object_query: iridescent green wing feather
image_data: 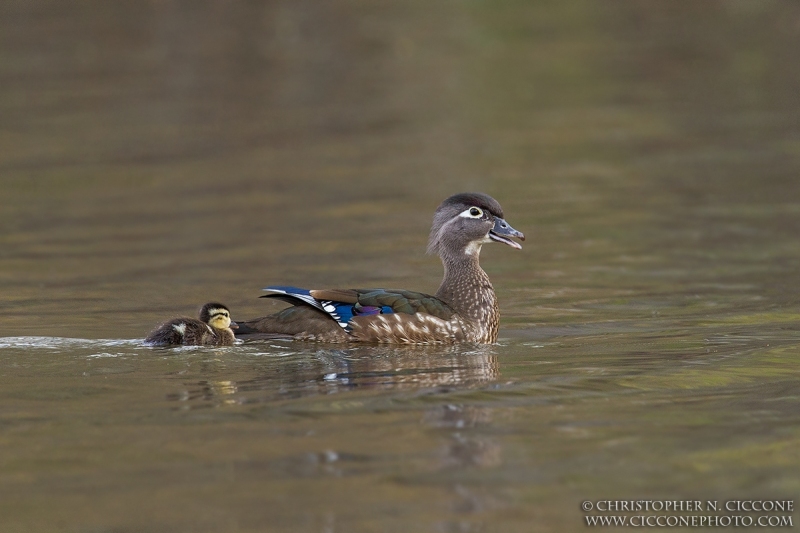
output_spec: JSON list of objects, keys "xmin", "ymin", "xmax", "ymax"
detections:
[{"xmin": 350, "ymin": 289, "xmax": 455, "ymax": 320}]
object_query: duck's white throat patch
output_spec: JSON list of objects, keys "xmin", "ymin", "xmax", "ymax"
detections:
[{"xmin": 465, "ymin": 236, "xmax": 491, "ymax": 256}]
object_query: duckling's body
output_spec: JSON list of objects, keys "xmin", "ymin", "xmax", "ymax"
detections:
[
  {"xmin": 145, "ymin": 302, "xmax": 237, "ymax": 346},
  {"xmin": 237, "ymin": 193, "xmax": 524, "ymax": 344}
]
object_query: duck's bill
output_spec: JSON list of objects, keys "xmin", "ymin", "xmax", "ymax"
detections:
[{"xmin": 489, "ymin": 217, "xmax": 525, "ymax": 249}]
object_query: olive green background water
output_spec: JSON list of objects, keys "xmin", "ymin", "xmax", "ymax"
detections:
[{"xmin": 2, "ymin": 1, "xmax": 799, "ymax": 532}]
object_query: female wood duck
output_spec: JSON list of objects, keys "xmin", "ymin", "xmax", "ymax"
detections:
[
  {"xmin": 145, "ymin": 302, "xmax": 238, "ymax": 346},
  {"xmin": 237, "ymin": 192, "xmax": 524, "ymax": 344}
]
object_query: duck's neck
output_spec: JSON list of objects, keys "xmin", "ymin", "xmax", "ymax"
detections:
[{"xmin": 435, "ymin": 250, "xmax": 497, "ymax": 323}]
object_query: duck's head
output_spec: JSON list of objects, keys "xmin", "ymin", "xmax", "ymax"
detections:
[
  {"xmin": 200, "ymin": 302, "xmax": 238, "ymax": 330},
  {"xmin": 427, "ymin": 192, "xmax": 525, "ymax": 259}
]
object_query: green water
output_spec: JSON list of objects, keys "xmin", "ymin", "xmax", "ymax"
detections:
[{"xmin": 1, "ymin": 1, "xmax": 799, "ymax": 531}]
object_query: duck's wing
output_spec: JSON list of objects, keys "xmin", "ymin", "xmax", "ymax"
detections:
[
  {"xmin": 317, "ymin": 289, "xmax": 461, "ymax": 344},
  {"xmin": 261, "ymin": 286, "xmax": 352, "ymax": 329},
  {"xmin": 310, "ymin": 288, "xmax": 454, "ymax": 321},
  {"xmin": 236, "ymin": 286, "xmax": 456, "ymax": 342},
  {"xmin": 265, "ymin": 286, "xmax": 455, "ymax": 324}
]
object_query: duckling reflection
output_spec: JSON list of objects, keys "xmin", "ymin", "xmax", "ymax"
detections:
[
  {"xmin": 206, "ymin": 380, "xmax": 239, "ymax": 405},
  {"xmin": 165, "ymin": 379, "xmax": 240, "ymax": 405}
]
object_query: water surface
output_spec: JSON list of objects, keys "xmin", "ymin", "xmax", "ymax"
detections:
[{"xmin": 1, "ymin": 1, "xmax": 799, "ymax": 531}]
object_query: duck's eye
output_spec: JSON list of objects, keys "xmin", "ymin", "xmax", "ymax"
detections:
[{"xmin": 459, "ymin": 207, "xmax": 484, "ymax": 219}]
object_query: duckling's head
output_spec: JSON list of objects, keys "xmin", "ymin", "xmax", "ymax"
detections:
[{"xmin": 199, "ymin": 302, "xmax": 238, "ymax": 330}]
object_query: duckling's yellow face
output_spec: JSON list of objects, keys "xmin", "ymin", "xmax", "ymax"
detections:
[{"xmin": 207, "ymin": 308, "xmax": 232, "ymax": 329}]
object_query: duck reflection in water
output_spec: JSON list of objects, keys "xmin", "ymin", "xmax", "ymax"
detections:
[
  {"xmin": 167, "ymin": 344, "xmax": 500, "ymax": 406},
  {"xmin": 313, "ymin": 344, "xmax": 500, "ymax": 390}
]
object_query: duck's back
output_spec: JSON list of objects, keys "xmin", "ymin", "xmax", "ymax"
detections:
[{"xmin": 237, "ymin": 287, "xmax": 470, "ymax": 344}]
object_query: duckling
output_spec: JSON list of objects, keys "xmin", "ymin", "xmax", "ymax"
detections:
[{"xmin": 145, "ymin": 302, "xmax": 238, "ymax": 346}]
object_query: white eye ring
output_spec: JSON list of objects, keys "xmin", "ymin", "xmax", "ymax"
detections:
[{"xmin": 460, "ymin": 207, "xmax": 484, "ymax": 219}]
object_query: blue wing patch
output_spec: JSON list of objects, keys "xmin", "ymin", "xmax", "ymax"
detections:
[{"xmin": 262, "ymin": 286, "xmax": 394, "ymax": 331}]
